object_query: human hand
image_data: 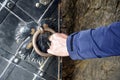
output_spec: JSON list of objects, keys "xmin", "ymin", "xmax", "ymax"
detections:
[{"xmin": 47, "ymin": 33, "xmax": 69, "ymax": 56}]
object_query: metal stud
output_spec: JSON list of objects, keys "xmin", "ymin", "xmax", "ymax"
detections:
[
  {"xmin": 39, "ymin": 0, "xmax": 51, "ymax": 5},
  {"xmin": 14, "ymin": 58, "xmax": 19, "ymax": 63},
  {"xmin": 7, "ymin": 2, "xmax": 13, "ymax": 9},
  {"xmin": 18, "ymin": 51, "xmax": 22, "ymax": 54},
  {"xmin": 39, "ymin": 72, "xmax": 44, "ymax": 77},
  {"xmin": 35, "ymin": 3, "xmax": 40, "ymax": 8}
]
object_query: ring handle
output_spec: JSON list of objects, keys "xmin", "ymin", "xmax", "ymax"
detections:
[{"xmin": 32, "ymin": 24, "xmax": 55, "ymax": 57}]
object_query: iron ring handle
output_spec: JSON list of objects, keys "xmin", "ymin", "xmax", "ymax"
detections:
[{"xmin": 32, "ymin": 24, "xmax": 55, "ymax": 57}]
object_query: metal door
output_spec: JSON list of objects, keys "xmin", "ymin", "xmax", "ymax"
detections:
[{"xmin": 0, "ymin": 0, "xmax": 61, "ymax": 80}]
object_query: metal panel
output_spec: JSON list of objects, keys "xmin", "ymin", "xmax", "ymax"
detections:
[{"xmin": 0, "ymin": 0, "xmax": 60, "ymax": 80}]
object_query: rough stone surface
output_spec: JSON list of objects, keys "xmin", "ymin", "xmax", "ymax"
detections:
[{"xmin": 61, "ymin": 0, "xmax": 120, "ymax": 80}]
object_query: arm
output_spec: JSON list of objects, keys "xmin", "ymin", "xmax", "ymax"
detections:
[{"xmin": 67, "ymin": 22, "xmax": 120, "ymax": 60}]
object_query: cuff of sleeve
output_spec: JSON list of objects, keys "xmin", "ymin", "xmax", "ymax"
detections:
[{"xmin": 67, "ymin": 32, "xmax": 83, "ymax": 60}]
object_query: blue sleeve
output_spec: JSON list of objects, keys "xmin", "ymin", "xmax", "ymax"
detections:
[{"xmin": 67, "ymin": 22, "xmax": 120, "ymax": 60}]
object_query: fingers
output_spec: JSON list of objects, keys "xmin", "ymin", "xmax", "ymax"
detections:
[
  {"xmin": 47, "ymin": 48, "xmax": 57, "ymax": 56},
  {"xmin": 47, "ymin": 33, "xmax": 68, "ymax": 56},
  {"xmin": 49, "ymin": 33, "xmax": 55, "ymax": 41},
  {"xmin": 47, "ymin": 49, "xmax": 53, "ymax": 54},
  {"xmin": 49, "ymin": 33, "xmax": 58, "ymax": 41},
  {"xmin": 49, "ymin": 42, "xmax": 54, "ymax": 50},
  {"xmin": 49, "ymin": 35, "xmax": 52, "ymax": 41},
  {"xmin": 49, "ymin": 33, "xmax": 66, "ymax": 41}
]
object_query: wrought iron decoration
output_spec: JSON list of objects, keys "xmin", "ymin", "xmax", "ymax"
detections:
[
  {"xmin": 15, "ymin": 0, "xmax": 59, "ymax": 62},
  {"xmin": 0, "ymin": 0, "xmax": 61, "ymax": 80}
]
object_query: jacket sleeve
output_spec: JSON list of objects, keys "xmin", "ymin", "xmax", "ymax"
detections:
[{"xmin": 67, "ymin": 22, "xmax": 120, "ymax": 60}]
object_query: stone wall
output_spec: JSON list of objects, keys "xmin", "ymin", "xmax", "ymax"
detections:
[{"xmin": 61, "ymin": 0, "xmax": 120, "ymax": 80}]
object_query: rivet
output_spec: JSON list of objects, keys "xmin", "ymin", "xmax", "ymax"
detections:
[
  {"xmin": 44, "ymin": 2, "xmax": 47, "ymax": 5},
  {"xmin": 18, "ymin": 51, "xmax": 22, "ymax": 54},
  {"xmin": 7, "ymin": 2, "xmax": 13, "ymax": 8},
  {"xmin": 39, "ymin": 72, "xmax": 44, "ymax": 76},
  {"xmin": 14, "ymin": 58, "xmax": 19, "ymax": 63},
  {"xmin": 35, "ymin": 3, "xmax": 40, "ymax": 8},
  {"xmin": 39, "ymin": 0, "xmax": 51, "ymax": 5}
]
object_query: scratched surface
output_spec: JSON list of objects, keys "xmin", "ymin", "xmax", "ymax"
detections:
[{"xmin": 0, "ymin": 0, "xmax": 59, "ymax": 80}]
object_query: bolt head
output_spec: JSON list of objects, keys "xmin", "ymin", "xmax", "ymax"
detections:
[
  {"xmin": 14, "ymin": 58, "xmax": 19, "ymax": 63},
  {"xmin": 39, "ymin": 72, "xmax": 43, "ymax": 76},
  {"xmin": 35, "ymin": 3, "xmax": 40, "ymax": 8},
  {"xmin": 18, "ymin": 51, "xmax": 22, "ymax": 54},
  {"xmin": 7, "ymin": 2, "xmax": 14, "ymax": 8}
]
